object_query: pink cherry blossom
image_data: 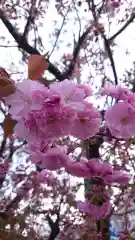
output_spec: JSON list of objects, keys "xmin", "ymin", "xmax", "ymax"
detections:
[
  {"xmin": 100, "ymin": 84, "xmax": 131, "ymax": 101},
  {"xmin": 66, "ymin": 161, "xmax": 90, "ymax": 177},
  {"xmin": 36, "ymin": 170, "xmax": 56, "ymax": 185},
  {"xmin": 86, "ymin": 159, "xmax": 130, "ymax": 185},
  {"xmin": 5, "ymin": 80, "xmax": 100, "ymax": 141},
  {"xmin": 40, "ymin": 147, "xmax": 70, "ymax": 170},
  {"xmin": 15, "ymin": 104, "xmax": 75, "ymax": 140},
  {"xmin": 71, "ymin": 104, "xmax": 101, "ymax": 139},
  {"xmin": 65, "ymin": 158, "xmax": 112, "ymax": 179},
  {"xmin": 14, "ymin": 120, "xmax": 31, "ymax": 139},
  {"xmin": 105, "ymin": 101, "xmax": 135, "ymax": 138},
  {"xmin": 39, "ymin": 106, "xmax": 75, "ymax": 139},
  {"xmin": 108, "ymin": 0, "xmax": 121, "ymax": 8},
  {"xmin": 30, "ymin": 146, "xmax": 70, "ymax": 170},
  {"xmin": 65, "ymin": 158, "xmax": 130, "ymax": 185},
  {"xmin": 5, "ymin": 80, "xmax": 47, "ymax": 120},
  {"xmin": 77, "ymin": 200, "xmax": 111, "ymax": 220},
  {"xmin": 76, "ymin": 83, "xmax": 92, "ymax": 98},
  {"xmin": 50, "ymin": 79, "xmax": 86, "ymax": 111},
  {"xmin": 85, "ymin": 159, "xmax": 113, "ymax": 178},
  {"xmin": 105, "ymin": 170, "xmax": 130, "ymax": 185}
]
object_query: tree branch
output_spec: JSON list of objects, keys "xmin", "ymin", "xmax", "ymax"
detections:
[
  {"xmin": 47, "ymin": 213, "xmax": 60, "ymax": 240},
  {"xmin": 0, "ymin": 9, "xmax": 63, "ymax": 81},
  {"xmin": 47, "ymin": 197, "xmax": 63, "ymax": 240},
  {"xmin": 62, "ymin": 26, "xmax": 91, "ymax": 79},
  {"xmin": 0, "ymin": 9, "xmax": 92, "ymax": 82},
  {"xmin": 103, "ymin": 34, "xmax": 118, "ymax": 85},
  {"xmin": 109, "ymin": 12, "xmax": 135, "ymax": 42},
  {"xmin": 23, "ymin": 0, "xmax": 35, "ymax": 39}
]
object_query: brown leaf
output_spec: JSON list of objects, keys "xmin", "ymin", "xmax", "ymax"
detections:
[
  {"xmin": 0, "ymin": 76, "xmax": 11, "ymax": 87},
  {"xmin": 0, "ymin": 68, "xmax": 16, "ymax": 97},
  {"xmin": 28, "ymin": 54, "xmax": 49, "ymax": 80},
  {"xmin": 0, "ymin": 67, "xmax": 11, "ymax": 86},
  {"xmin": 3, "ymin": 114, "xmax": 17, "ymax": 136},
  {"xmin": 0, "ymin": 84, "xmax": 16, "ymax": 98},
  {"xmin": 0, "ymin": 68, "xmax": 10, "ymax": 78}
]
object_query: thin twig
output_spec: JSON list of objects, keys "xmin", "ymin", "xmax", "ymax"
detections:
[
  {"xmin": 109, "ymin": 12, "xmax": 135, "ymax": 42},
  {"xmin": 0, "ymin": 9, "xmax": 63, "ymax": 81},
  {"xmin": 49, "ymin": 8, "xmax": 70, "ymax": 58}
]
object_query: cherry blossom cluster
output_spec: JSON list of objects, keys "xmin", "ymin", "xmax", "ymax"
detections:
[
  {"xmin": 102, "ymin": 84, "xmax": 135, "ymax": 139},
  {"xmin": 108, "ymin": 0, "xmax": 122, "ymax": 8},
  {"xmin": 4, "ymin": 79, "xmax": 133, "ymax": 219},
  {"xmin": 6, "ymin": 79, "xmax": 99, "ymax": 140},
  {"xmin": 77, "ymin": 200, "xmax": 111, "ymax": 220},
  {"xmin": 59, "ymin": 220, "xmax": 99, "ymax": 240}
]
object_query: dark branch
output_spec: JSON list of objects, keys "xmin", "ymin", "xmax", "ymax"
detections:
[
  {"xmin": 6, "ymin": 195, "xmax": 22, "ymax": 212},
  {"xmin": 23, "ymin": 11, "xmax": 34, "ymax": 39},
  {"xmin": 109, "ymin": 12, "xmax": 135, "ymax": 42},
  {"xmin": 103, "ymin": 34, "xmax": 118, "ymax": 85},
  {"xmin": 88, "ymin": 0, "xmax": 118, "ymax": 85},
  {"xmin": 62, "ymin": 26, "xmax": 91, "ymax": 79},
  {"xmin": 47, "ymin": 214, "xmax": 60, "ymax": 240},
  {"xmin": 47, "ymin": 198, "xmax": 63, "ymax": 240},
  {"xmin": 0, "ymin": 9, "xmax": 63, "ymax": 81},
  {"xmin": 0, "ymin": 9, "xmax": 93, "ymax": 82},
  {"xmin": 0, "ymin": 135, "xmax": 6, "ymax": 157}
]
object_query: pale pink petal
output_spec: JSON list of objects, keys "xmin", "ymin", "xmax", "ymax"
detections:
[
  {"xmin": 71, "ymin": 106, "xmax": 101, "ymax": 139},
  {"xmin": 77, "ymin": 201, "xmax": 111, "ymax": 220},
  {"xmin": 105, "ymin": 170, "xmax": 130, "ymax": 185},
  {"xmin": 14, "ymin": 121, "xmax": 29, "ymax": 138},
  {"xmin": 36, "ymin": 170, "xmax": 55, "ymax": 185},
  {"xmin": 50, "ymin": 79, "xmax": 85, "ymax": 111},
  {"xmin": 66, "ymin": 162, "xmax": 89, "ymax": 177},
  {"xmin": 76, "ymin": 84, "xmax": 92, "ymax": 97},
  {"xmin": 105, "ymin": 101, "xmax": 135, "ymax": 139},
  {"xmin": 31, "ymin": 147, "xmax": 70, "ymax": 170},
  {"xmin": 85, "ymin": 159, "xmax": 113, "ymax": 178}
]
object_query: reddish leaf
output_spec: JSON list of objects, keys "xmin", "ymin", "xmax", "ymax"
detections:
[
  {"xmin": 0, "ymin": 67, "xmax": 10, "ymax": 78},
  {"xmin": 0, "ymin": 84, "xmax": 15, "ymax": 98},
  {"xmin": 0, "ymin": 68, "xmax": 15, "ymax": 97},
  {"xmin": 3, "ymin": 114, "xmax": 17, "ymax": 136},
  {"xmin": 28, "ymin": 55, "xmax": 49, "ymax": 80},
  {"xmin": 0, "ymin": 67, "xmax": 11, "ymax": 86}
]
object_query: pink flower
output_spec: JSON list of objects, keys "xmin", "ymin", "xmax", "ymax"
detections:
[
  {"xmin": 105, "ymin": 101, "xmax": 135, "ymax": 138},
  {"xmin": 66, "ymin": 162, "xmax": 90, "ymax": 177},
  {"xmin": 15, "ymin": 104, "xmax": 75, "ymax": 140},
  {"xmin": 109, "ymin": 0, "xmax": 121, "ymax": 8},
  {"xmin": 105, "ymin": 170, "xmax": 130, "ymax": 185},
  {"xmin": 5, "ymin": 80, "xmax": 99, "ymax": 141},
  {"xmin": 30, "ymin": 146, "xmax": 70, "ymax": 170},
  {"xmin": 39, "ymin": 106, "xmax": 75, "ymax": 139},
  {"xmin": 5, "ymin": 80, "xmax": 47, "ymax": 120},
  {"xmin": 85, "ymin": 159, "xmax": 113, "ymax": 178},
  {"xmin": 50, "ymin": 79, "xmax": 86, "ymax": 111},
  {"xmin": 71, "ymin": 104, "xmax": 101, "ymax": 139},
  {"xmin": 36, "ymin": 170, "xmax": 55, "ymax": 185},
  {"xmin": 65, "ymin": 158, "xmax": 130, "ymax": 185},
  {"xmin": 100, "ymin": 85, "xmax": 130, "ymax": 101},
  {"xmin": 77, "ymin": 200, "xmax": 111, "ymax": 219},
  {"xmin": 14, "ymin": 119, "xmax": 32, "ymax": 139},
  {"xmin": 65, "ymin": 159, "xmax": 112, "ymax": 179},
  {"xmin": 76, "ymin": 83, "xmax": 92, "ymax": 98},
  {"xmin": 28, "ymin": 140, "xmax": 51, "ymax": 153},
  {"xmin": 42, "ymin": 94, "xmax": 61, "ymax": 113}
]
